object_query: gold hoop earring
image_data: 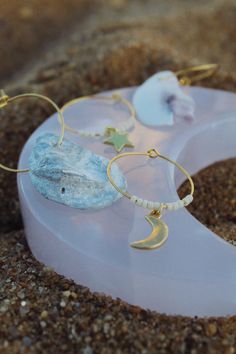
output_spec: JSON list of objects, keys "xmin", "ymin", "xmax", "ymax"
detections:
[
  {"xmin": 61, "ymin": 92, "xmax": 136, "ymax": 153},
  {"xmin": 0, "ymin": 90, "xmax": 128, "ymax": 210},
  {"xmin": 107, "ymin": 148, "xmax": 194, "ymax": 250},
  {"xmin": 158, "ymin": 63, "xmax": 219, "ymax": 86},
  {"xmin": 175, "ymin": 63, "xmax": 219, "ymax": 86},
  {"xmin": 0, "ymin": 90, "xmax": 65, "ymax": 173}
]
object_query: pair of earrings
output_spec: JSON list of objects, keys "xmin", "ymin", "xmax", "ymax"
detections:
[{"xmin": 0, "ymin": 64, "xmax": 218, "ymax": 249}]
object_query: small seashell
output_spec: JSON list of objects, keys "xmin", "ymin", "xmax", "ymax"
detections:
[{"xmin": 133, "ymin": 70, "xmax": 195, "ymax": 127}]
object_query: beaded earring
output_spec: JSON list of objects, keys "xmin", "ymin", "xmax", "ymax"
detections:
[
  {"xmin": 107, "ymin": 148, "xmax": 194, "ymax": 250},
  {"xmin": 61, "ymin": 92, "xmax": 136, "ymax": 153}
]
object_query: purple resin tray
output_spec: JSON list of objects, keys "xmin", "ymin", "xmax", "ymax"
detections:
[{"xmin": 18, "ymin": 86, "xmax": 236, "ymax": 316}]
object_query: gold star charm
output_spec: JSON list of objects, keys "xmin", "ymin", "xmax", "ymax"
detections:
[{"xmin": 104, "ymin": 127, "xmax": 134, "ymax": 153}]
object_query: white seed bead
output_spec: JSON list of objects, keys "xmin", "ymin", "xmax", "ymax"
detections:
[
  {"xmin": 80, "ymin": 130, "xmax": 97, "ymax": 137},
  {"xmin": 142, "ymin": 199, "xmax": 148, "ymax": 208},
  {"xmin": 131, "ymin": 195, "xmax": 138, "ymax": 205},
  {"xmin": 131, "ymin": 196, "xmax": 142, "ymax": 207},
  {"xmin": 172, "ymin": 201, "xmax": 179, "ymax": 210},
  {"xmin": 153, "ymin": 202, "xmax": 161, "ymax": 209},
  {"xmin": 166, "ymin": 203, "xmax": 174, "ymax": 211},
  {"xmin": 172, "ymin": 202, "xmax": 179, "ymax": 210},
  {"xmin": 138, "ymin": 198, "xmax": 145, "ymax": 207},
  {"xmin": 178, "ymin": 200, "xmax": 184, "ymax": 208},
  {"xmin": 183, "ymin": 194, "xmax": 193, "ymax": 206},
  {"xmin": 118, "ymin": 119, "xmax": 134, "ymax": 132},
  {"xmin": 120, "ymin": 122, "xmax": 129, "ymax": 131},
  {"xmin": 147, "ymin": 200, "xmax": 155, "ymax": 209}
]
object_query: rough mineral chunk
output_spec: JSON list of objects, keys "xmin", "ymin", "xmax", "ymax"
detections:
[{"xmin": 29, "ymin": 133, "xmax": 126, "ymax": 209}]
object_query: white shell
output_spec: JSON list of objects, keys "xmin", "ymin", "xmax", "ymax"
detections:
[{"xmin": 133, "ymin": 70, "xmax": 195, "ymax": 126}]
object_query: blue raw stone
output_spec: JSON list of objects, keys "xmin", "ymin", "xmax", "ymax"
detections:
[{"xmin": 29, "ymin": 133, "xmax": 126, "ymax": 209}]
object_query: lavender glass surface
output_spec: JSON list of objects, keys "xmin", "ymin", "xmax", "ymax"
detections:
[{"xmin": 18, "ymin": 86, "xmax": 236, "ymax": 317}]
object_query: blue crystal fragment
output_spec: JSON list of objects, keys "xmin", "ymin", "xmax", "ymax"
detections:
[{"xmin": 29, "ymin": 133, "xmax": 126, "ymax": 209}]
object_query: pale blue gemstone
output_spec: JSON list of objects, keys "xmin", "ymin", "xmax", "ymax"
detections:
[{"xmin": 29, "ymin": 133, "xmax": 126, "ymax": 209}]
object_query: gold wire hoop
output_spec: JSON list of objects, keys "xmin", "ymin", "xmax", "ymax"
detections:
[
  {"xmin": 107, "ymin": 148, "xmax": 194, "ymax": 209},
  {"xmin": 61, "ymin": 92, "xmax": 136, "ymax": 136},
  {"xmin": 175, "ymin": 63, "xmax": 219, "ymax": 85},
  {"xmin": 0, "ymin": 90, "xmax": 65, "ymax": 173}
]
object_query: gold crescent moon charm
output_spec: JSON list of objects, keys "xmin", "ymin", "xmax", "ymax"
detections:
[{"xmin": 130, "ymin": 211, "xmax": 168, "ymax": 250}]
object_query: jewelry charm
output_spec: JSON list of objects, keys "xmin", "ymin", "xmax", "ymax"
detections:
[
  {"xmin": 131, "ymin": 210, "xmax": 168, "ymax": 250},
  {"xmin": 107, "ymin": 148, "xmax": 194, "ymax": 250},
  {"xmin": 104, "ymin": 127, "xmax": 134, "ymax": 152},
  {"xmin": 61, "ymin": 92, "xmax": 136, "ymax": 153}
]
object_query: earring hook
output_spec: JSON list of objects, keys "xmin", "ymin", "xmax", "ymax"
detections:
[
  {"xmin": 0, "ymin": 91, "xmax": 65, "ymax": 173},
  {"xmin": 175, "ymin": 63, "xmax": 219, "ymax": 85}
]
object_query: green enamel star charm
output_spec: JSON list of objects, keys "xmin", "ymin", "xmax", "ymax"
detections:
[{"xmin": 104, "ymin": 127, "xmax": 134, "ymax": 153}]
